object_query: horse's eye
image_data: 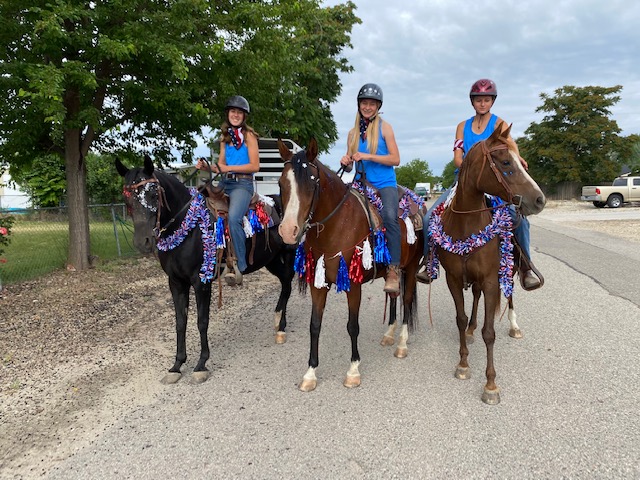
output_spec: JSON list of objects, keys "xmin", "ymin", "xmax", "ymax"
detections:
[{"xmin": 502, "ymin": 160, "xmax": 510, "ymax": 166}]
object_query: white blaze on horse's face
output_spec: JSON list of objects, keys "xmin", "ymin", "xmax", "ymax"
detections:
[
  {"xmin": 508, "ymin": 150, "xmax": 546, "ymax": 215},
  {"xmin": 279, "ymin": 168, "xmax": 303, "ymax": 245}
]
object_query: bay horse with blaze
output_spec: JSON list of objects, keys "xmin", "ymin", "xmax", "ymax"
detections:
[
  {"xmin": 429, "ymin": 126, "xmax": 545, "ymax": 404},
  {"xmin": 277, "ymin": 138, "xmax": 423, "ymax": 391},
  {"xmin": 116, "ymin": 155, "xmax": 296, "ymax": 384}
]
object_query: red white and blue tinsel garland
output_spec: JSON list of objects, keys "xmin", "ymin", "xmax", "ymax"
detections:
[
  {"xmin": 427, "ymin": 202, "xmax": 515, "ymax": 297},
  {"xmin": 293, "ymin": 228, "xmax": 387, "ymax": 292},
  {"xmin": 351, "ymin": 181, "xmax": 424, "ymax": 220},
  {"xmin": 156, "ymin": 188, "xmax": 218, "ymax": 283}
]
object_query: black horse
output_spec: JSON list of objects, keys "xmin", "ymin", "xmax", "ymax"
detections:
[{"xmin": 116, "ymin": 155, "xmax": 296, "ymax": 383}]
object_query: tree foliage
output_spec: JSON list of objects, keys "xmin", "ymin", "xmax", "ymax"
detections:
[
  {"xmin": 395, "ymin": 158, "xmax": 433, "ymax": 189},
  {"xmin": 0, "ymin": 0, "xmax": 359, "ymax": 269},
  {"xmin": 440, "ymin": 160, "xmax": 457, "ymax": 189},
  {"xmin": 517, "ymin": 85, "xmax": 627, "ymax": 186}
]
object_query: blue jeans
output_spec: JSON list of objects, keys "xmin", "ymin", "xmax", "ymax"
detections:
[
  {"xmin": 421, "ymin": 188, "xmax": 532, "ymax": 261},
  {"xmin": 378, "ymin": 186, "xmax": 401, "ymax": 266},
  {"xmin": 223, "ymin": 178, "xmax": 254, "ymax": 272}
]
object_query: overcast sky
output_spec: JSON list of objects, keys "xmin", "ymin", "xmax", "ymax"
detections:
[{"xmin": 196, "ymin": 0, "xmax": 640, "ymax": 177}]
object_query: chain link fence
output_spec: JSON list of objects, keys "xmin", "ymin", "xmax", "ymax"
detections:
[{"xmin": 0, "ymin": 204, "xmax": 140, "ymax": 287}]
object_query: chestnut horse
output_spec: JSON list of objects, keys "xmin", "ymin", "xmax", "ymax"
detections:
[
  {"xmin": 277, "ymin": 138, "xmax": 423, "ymax": 391},
  {"xmin": 431, "ymin": 125, "xmax": 545, "ymax": 404},
  {"xmin": 116, "ymin": 156, "xmax": 296, "ymax": 384}
]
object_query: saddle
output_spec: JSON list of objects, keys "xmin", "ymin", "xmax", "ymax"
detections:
[
  {"xmin": 351, "ymin": 180, "xmax": 426, "ymax": 232},
  {"xmin": 203, "ymin": 182, "xmax": 280, "ymax": 225}
]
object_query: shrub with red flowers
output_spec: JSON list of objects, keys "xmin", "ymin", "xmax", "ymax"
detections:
[{"xmin": 0, "ymin": 214, "xmax": 15, "ymax": 262}]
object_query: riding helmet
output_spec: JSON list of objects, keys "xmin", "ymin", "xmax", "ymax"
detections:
[
  {"xmin": 225, "ymin": 95, "xmax": 250, "ymax": 114},
  {"xmin": 357, "ymin": 83, "xmax": 383, "ymax": 106},
  {"xmin": 469, "ymin": 79, "xmax": 498, "ymax": 98}
]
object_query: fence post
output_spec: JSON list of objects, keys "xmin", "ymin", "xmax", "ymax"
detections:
[{"xmin": 111, "ymin": 204, "xmax": 122, "ymax": 257}]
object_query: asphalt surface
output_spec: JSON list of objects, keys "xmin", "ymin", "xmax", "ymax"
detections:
[{"xmin": 47, "ymin": 211, "xmax": 640, "ymax": 480}]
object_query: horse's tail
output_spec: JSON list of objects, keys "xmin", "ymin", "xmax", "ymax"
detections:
[{"xmin": 402, "ymin": 274, "xmax": 419, "ymax": 333}]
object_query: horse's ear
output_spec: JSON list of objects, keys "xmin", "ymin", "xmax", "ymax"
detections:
[
  {"xmin": 115, "ymin": 158, "xmax": 129, "ymax": 177},
  {"xmin": 278, "ymin": 138, "xmax": 293, "ymax": 161},
  {"xmin": 307, "ymin": 138, "xmax": 318, "ymax": 163},
  {"xmin": 143, "ymin": 154, "xmax": 154, "ymax": 176}
]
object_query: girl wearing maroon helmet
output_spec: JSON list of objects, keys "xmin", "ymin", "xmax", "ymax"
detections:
[
  {"xmin": 196, "ymin": 95, "xmax": 260, "ymax": 284},
  {"xmin": 340, "ymin": 83, "xmax": 402, "ymax": 294},
  {"xmin": 417, "ymin": 79, "xmax": 542, "ymax": 290}
]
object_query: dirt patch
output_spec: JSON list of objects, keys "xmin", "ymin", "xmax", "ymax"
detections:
[{"xmin": 0, "ymin": 256, "xmax": 277, "ymax": 479}]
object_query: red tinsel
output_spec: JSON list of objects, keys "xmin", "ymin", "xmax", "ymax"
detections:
[
  {"xmin": 348, "ymin": 250, "xmax": 364, "ymax": 284},
  {"xmin": 255, "ymin": 203, "xmax": 270, "ymax": 226},
  {"xmin": 304, "ymin": 250, "xmax": 315, "ymax": 285}
]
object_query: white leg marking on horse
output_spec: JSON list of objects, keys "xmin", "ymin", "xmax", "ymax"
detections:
[
  {"xmin": 346, "ymin": 360, "xmax": 361, "ymax": 378},
  {"xmin": 303, "ymin": 366, "xmax": 317, "ymax": 382},
  {"xmin": 394, "ymin": 325, "xmax": 409, "ymax": 358},
  {"xmin": 380, "ymin": 323, "xmax": 396, "ymax": 346}
]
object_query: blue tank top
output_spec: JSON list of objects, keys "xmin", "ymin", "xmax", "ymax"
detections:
[
  {"xmin": 224, "ymin": 140, "xmax": 251, "ymax": 168},
  {"xmin": 463, "ymin": 114, "xmax": 498, "ymax": 158},
  {"xmin": 356, "ymin": 123, "xmax": 397, "ymax": 189}
]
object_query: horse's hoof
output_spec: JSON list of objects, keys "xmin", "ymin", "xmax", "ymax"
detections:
[
  {"xmin": 343, "ymin": 374, "xmax": 361, "ymax": 388},
  {"xmin": 380, "ymin": 335, "xmax": 395, "ymax": 346},
  {"xmin": 161, "ymin": 372, "xmax": 182, "ymax": 384},
  {"xmin": 299, "ymin": 378, "xmax": 317, "ymax": 392},
  {"xmin": 394, "ymin": 347, "xmax": 408, "ymax": 359},
  {"xmin": 191, "ymin": 371, "xmax": 209, "ymax": 383},
  {"xmin": 509, "ymin": 328, "xmax": 523, "ymax": 339},
  {"xmin": 275, "ymin": 332, "xmax": 287, "ymax": 344},
  {"xmin": 465, "ymin": 334, "xmax": 475, "ymax": 344},
  {"xmin": 481, "ymin": 387, "xmax": 501, "ymax": 405},
  {"xmin": 455, "ymin": 366, "xmax": 470, "ymax": 380}
]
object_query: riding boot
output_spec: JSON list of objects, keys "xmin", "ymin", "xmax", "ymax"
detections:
[
  {"xmin": 416, "ymin": 256, "xmax": 433, "ymax": 284},
  {"xmin": 384, "ymin": 265, "xmax": 401, "ymax": 294},
  {"xmin": 513, "ymin": 242, "xmax": 544, "ymax": 291}
]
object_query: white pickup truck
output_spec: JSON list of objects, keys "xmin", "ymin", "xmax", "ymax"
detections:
[{"xmin": 581, "ymin": 175, "xmax": 640, "ymax": 208}]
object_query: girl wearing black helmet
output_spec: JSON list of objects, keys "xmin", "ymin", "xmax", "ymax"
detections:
[
  {"xmin": 196, "ymin": 95, "xmax": 260, "ymax": 283},
  {"xmin": 417, "ymin": 79, "xmax": 542, "ymax": 290},
  {"xmin": 340, "ymin": 83, "xmax": 402, "ymax": 294}
]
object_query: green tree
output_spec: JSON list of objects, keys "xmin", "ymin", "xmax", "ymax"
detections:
[
  {"xmin": 10, "ymin": 155, "xmax": 66, "ymax": 208},
  {"xmin": 518, "ymin": 85, "xmax": 626, "ymax": 187},
  {"xmin": 395, "ymin": 158, "xmax": 433, "ymax": 189},
  {"xmin": 0, "ymin": 0, "xmax": 359, "ymax": 270},
  {"xmin": 440, "ymin": 160, "xmax": 457, "ymax": 189},
  {"xmin": 86, "ymin": 153, "xmax": 123, "ymax": 205}
]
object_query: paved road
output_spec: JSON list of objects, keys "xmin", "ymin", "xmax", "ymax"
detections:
[{"xmin": 48, "ymin": 211, "xmax": 640, "ymax": 479}]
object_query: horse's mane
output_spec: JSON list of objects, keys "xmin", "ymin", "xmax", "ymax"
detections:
[{"xmin": 289, "ymin": 149, "xmax": 347, "ymax": 193}]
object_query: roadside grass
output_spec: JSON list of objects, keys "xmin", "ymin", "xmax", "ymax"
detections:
[{"xmin": 1, "ymin": 219, "xmax": 138, "ymax": 285}]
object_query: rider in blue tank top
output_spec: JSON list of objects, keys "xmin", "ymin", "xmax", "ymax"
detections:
[
  {"xmin": 417, "ymin": 79, "xmax": 543, "ymax": 291},
  {"xmin": 196, "ymin": 95, "xmax": 260, "ymax": 284},
  {"xmin": 340, "ymin": 83, "xmax": 402, "ymax": 294}
]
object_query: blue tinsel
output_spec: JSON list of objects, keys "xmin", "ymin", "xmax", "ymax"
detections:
[
  {"xmin": 248, "ymin": 210, "xmax": 263, "ymax": 233},
  {"xmin": 215, "ymin": 216, "xmax": 225, "ymax": 248},
  {"xmin": 335, "ymin": 255, "xmax": 351, "ymax": 293},
  {"xmin": 373, "ymin": 229, "xmax": 391, "ymax": 264},
  {"xmin": 294, "ymin": 242, "xmax": 306, "ymax": 278}
]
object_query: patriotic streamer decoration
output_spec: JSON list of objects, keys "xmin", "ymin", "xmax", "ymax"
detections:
[
  {"xmin": 156, "ymin": 189, "xmax": 216, "ymax": 283},
  {"xmin": 359, "ymin": 117, "xmax": 370, "ymax": 140},
  {"xmin": 243, "ymin": 216, "xmax": 254, "ymax": 238},
  {"xmin": 398, "ymin": 189, "xmax": 425, "ymax": 219},
  {"xmin": 349, "ymin": 248, "xmax": 364, "ymax": 284},
  {"xmin": 404, "ymin": 217, "xmax": 416, "ymax": 245},
  {"xmin": 352, "ymin": 181, "xmax": 384, "ymax": 213},
  {"xmin": 427, "ymin": 202, "xmax": 515, "ymax": 297},
  {"xmin": 373, "ymin": 228, "xmax": 391, "ymax": 265},
  {"xmin": 335, "ymin": 254, "xmax": 351, "ymax": 293},
  {"xmin": 304, "ymin": 250, "xmax": 315, "ymax": 285},
  {"xmin": 314, "ymin": 255, "xmax": 328, "ymax": 289},
  {"xmin": 215, "ymin": 216, "xmax": 226, "ymax": 248},
  {"xmin": 294, "ymin": 243, "xmax": 306, "ymax": 278},
  {"xmin": 362, "ymin": 238, "xmax": 373, "ymax": 270}
]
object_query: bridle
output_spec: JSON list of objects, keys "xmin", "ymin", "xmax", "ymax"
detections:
[
  {"xmin": 282, "ymin": 158, "xmax": 358, "ymax": 240},
  {"xmin": 450, "ymin": 140, "xmax": 522, "ymax": 215}
]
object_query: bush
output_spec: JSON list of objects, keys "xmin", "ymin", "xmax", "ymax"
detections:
[{"xmin": 0, "ymin": 214, "xmax": 15, "ymax": 259}]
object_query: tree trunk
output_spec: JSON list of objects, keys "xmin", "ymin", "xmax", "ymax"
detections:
[{"xmin": 65, "ymin": 128, "xmax": 91, "ymax": 271}]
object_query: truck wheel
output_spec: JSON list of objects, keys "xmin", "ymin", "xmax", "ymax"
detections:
[
  {"xmin": 607, "ymin": 194, "xmax": 623, "ymax": 208},
  {"xmin": 593, "ymin": 201, "xmax": 606, "ymax": 208}
]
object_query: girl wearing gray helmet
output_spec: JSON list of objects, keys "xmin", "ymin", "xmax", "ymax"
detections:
[
  {"xmin": 196, "ymin": 95, "xmax": 260, "ymax": 284},
  {"xmin": 417, "ymin": 79, "xmax": 542, "ymax": 290},
  {"xmin": 340, "ymin": 83, "xmax": 402, "ymax": 294}
]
